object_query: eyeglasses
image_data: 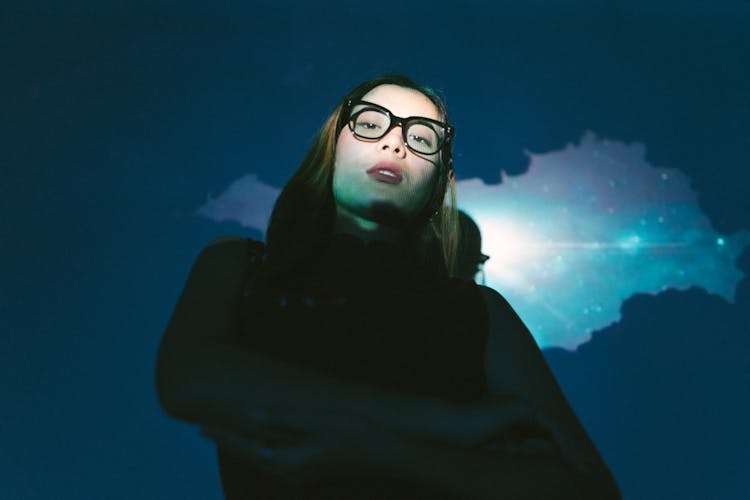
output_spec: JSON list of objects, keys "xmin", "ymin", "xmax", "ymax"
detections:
[{"xmin": 344, "ymin": 99, "xmax": 453, "ymax": 156}]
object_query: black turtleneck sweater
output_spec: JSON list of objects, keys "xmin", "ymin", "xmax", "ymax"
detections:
[{"xmin": 218, "ymin": 234, "xmax": 490, "ymax": 498}]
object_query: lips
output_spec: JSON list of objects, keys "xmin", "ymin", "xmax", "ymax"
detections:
[{"xmin": 366, "ymin": 162, "xmax": 403, "ymax": 185}]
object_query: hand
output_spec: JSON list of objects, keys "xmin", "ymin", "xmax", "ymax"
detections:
[
  {"xmin": 201, "ymin": 411, "xmax": 379, "ymax": 486},
  {"xmin": 456, "ymin": 398, "xmax": 595, "ymax": 474},
  {"xmin": 402, "ymin": 396, "xmax": 592, "ymax": 472},
  {"xmin": 391, "ymin": 396, "xmax": 541, "ymax": 447}
]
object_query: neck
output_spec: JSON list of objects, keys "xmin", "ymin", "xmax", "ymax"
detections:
[{"xmin": 333, "ymin": 210, "xmax": 403, "ymax": 243}]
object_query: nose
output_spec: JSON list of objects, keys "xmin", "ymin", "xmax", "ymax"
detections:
[{"xmin": 379, "ymin": 126, "xmax": 407, "ymax": 158}]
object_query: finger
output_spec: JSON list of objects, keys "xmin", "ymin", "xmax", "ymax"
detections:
[
  {"xmin": 246, "ymin": 408, "xmax": 333, "ymax": 438},
  {"xmin": 265, "ymin": 411, "xmax": 339, "ymax": 433},
  {"xmin": 203, "ymin": 420, "xmax": 306, "ymax": 446},
  {"xmin": 202, "ymin": 428, "xmax": 291, "ymax": 476},
  {"xmin": 201, "ymin": 427, "xmax": 321, "ymax": 472},
  {"xmin": 445, "ymin": 400, "xmax": 547, "ymax": 447}
]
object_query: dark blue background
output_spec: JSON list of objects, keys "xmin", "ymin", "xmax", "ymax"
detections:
[{"xmin": 3, "ymin": 1, "xmax": 748, "ymax": 498}]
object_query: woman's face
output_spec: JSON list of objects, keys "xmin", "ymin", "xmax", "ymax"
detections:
[{"xmin": 332, "ymin": 84, "xmax": 441, "ymax": 228}]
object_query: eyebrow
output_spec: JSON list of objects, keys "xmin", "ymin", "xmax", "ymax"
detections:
[{"xmin": 354, "ymin": 100, "xmax": 442, "ymax": 123}]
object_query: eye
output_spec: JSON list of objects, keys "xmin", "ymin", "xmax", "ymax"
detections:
[
  {"xmin": 352, "ymin": 109, "xmax": 389, "ymax": 137},
  {"xmin": 409, "ymin": 133, "xmax": 433, "ymax": 147},
  {"xmin": 356, "ymin": 121, "xmax": 380, "ymax": 130},
  {"xmin": 407, "ymin": 122, "xmax": 439, "ymax": 151}
]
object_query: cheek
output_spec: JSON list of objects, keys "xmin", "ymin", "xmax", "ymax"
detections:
[
  {"xmin": 332, "ymin": 136, "xmax": 357, "ymax": 186},
  {"xmin": 332, "ymin": 142, "xmax": 362, "ymax": 203},
  {"xmin": 411, "ymin": 161, "xmax": 439, "ymax": 196},
  {"xmin": 334, "ymin": 129, "xmax": 359, "ymax": 165}
]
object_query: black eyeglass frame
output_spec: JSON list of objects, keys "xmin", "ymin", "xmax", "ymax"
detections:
[{"xmin": 343, "ymin": 99, "xmax": 454, "ymax": 156}]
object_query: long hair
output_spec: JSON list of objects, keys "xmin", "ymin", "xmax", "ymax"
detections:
[{"xmin": 264, "ymin": 75, "xmax": 459, "ymax": 279}]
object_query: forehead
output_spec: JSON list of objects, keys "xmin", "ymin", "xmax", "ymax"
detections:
[{"xmin": 360, "ymin": 84, "xmax": 440, "ymax": 121}]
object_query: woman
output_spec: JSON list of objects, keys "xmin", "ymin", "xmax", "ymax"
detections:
[{"xmin": 156, "ymin": 75, "xmax": 620, "ymax": 498}]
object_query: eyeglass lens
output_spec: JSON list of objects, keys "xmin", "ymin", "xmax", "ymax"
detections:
[{"xmin": 351, "ymin": 108, "xmax": 443, "ymax": 155}]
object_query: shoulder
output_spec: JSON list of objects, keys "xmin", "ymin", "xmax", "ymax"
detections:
[
  {"xmin": 476, "ymin": 285, "xmax": 542, "ymax": 366},
  {"xmin": 199, "ymin": 235, "xmax": 259, "ymax": 262},
  {"xmin": 188, "ymin": 236, "xmax": 258, "ymax": 286},
  {"xmin": 478, "ymin": 285, "xmax": 540, "ymax": 385},
  {"xmin": 440, "ymin": 278, "xmax": 489, "ymax": 312},
  {"xmin": 476, "ymin": 284, "xmax": 507, "ymax": 305},
  {"xmin": 161, "ymin": 237, "xmax": 252, "ymax": 343},
  {"xmin": 478, "ymin": 285, "xmax": 554, "ymax": 396},
  {"xmin": 476, "ymin": 285, "xmax": 523, "ymax": 329},
  {"xmin": 438, "ymin": 280, "xmax": 514, "ymax": 320},
  {"xmin": 203, "ymin": 235, "xmax": 248, "ymax": 252}
]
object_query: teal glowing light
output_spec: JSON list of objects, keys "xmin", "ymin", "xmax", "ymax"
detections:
[{"xmin": 456, "ymin": 132, "xmax": 750, "ymax": 349}]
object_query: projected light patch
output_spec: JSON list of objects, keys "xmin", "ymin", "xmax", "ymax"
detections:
[
  {"xmin": 198, "ymin": 132, "xmax": 749, "ymax": 350},
  {"xmin": 457, "ymin": 132, "xmax": 750, "ymax": 349},
  {"xmin": 197, "ymin": 174, "xmax": 280, "ymax": 232}
]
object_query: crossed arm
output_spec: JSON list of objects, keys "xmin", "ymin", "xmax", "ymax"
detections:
[{"xmin": 156, "ymin": 237, "xmax": 620, "ymax": 498}]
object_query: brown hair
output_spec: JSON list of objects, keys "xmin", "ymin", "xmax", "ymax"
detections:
[{"xmin": 264, "ymin": 75, "xmax": 458, "ymax": 279}]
